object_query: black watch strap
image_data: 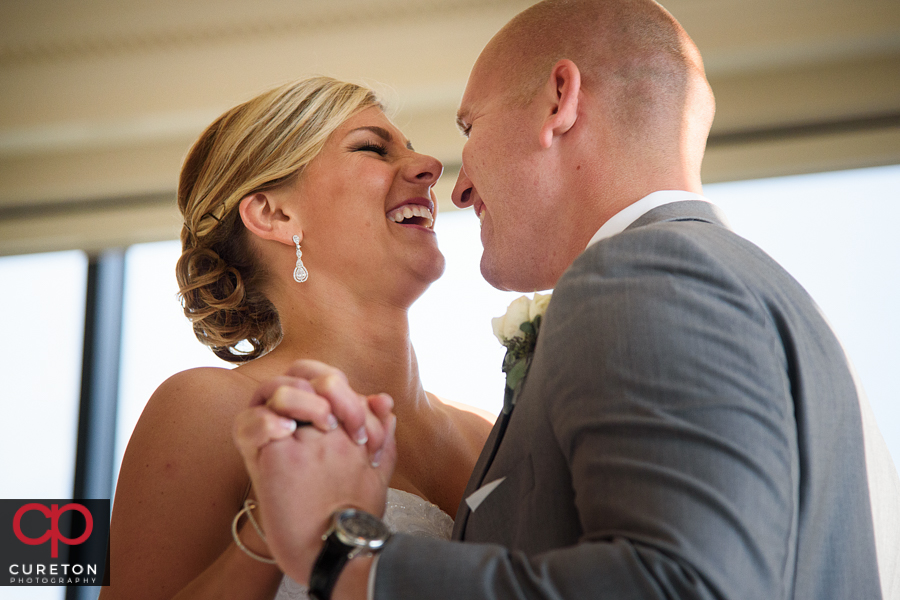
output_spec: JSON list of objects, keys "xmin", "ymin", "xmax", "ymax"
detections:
[{"xmin": 308, "ymin": 534, "xmax": 352, "ymax": 600}]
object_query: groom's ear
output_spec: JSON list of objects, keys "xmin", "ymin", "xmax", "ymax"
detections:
[
  {"xmin": 239, "ymin": 188, "xmax": 299, "ymax": 244},
  {"xmin": 538, "ymin": 59, "xmax": 582, "ymax": 149}
]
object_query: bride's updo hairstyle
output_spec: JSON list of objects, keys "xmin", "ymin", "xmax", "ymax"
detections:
[{"xmin": 176, "ymin": 76, "xmax": 380, "ymax": 362}]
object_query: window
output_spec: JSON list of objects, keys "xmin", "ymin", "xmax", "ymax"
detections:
[
  {"xmin": 707, "ymin": 164, "xmax": 900, "ymax": 464},
  {"xmin": 0, "ymin": 250, "xmax": 87, "ymax": 600}
]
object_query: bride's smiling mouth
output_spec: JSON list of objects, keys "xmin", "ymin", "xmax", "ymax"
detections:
[{"xmin": 386, "ymin": 199, "xmax": 435, "ymax": 230}]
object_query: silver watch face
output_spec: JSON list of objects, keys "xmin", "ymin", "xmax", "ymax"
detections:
[{"xmin": 334, "ymin": 509, "xmax": 390, "ymax": 551}]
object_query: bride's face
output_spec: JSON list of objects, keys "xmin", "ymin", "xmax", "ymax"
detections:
[{"xmin": 291, "ymin": 106, "xmax": 446, "ymax": 301}]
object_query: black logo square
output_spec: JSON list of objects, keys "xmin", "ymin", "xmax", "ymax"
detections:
[{"xmin": 0, "ymin": 499, "xmax": 110, "ymax": 587}]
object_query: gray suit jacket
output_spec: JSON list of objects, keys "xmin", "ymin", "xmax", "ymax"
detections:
[{"xmin": 376, "ymin": 201, "xmax": 893, "ymax": 599}]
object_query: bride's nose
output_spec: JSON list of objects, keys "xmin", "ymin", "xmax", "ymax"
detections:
[{"xmin": 403, "ymin": 152, "xmax": 443, "ymax": 187}]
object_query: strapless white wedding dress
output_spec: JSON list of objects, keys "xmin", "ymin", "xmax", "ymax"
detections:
[{"xmin": 274, "ymin": 488, "xmax": 454, "ymax": 600}]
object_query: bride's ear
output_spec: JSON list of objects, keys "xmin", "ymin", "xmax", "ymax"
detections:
[{"xmin": 239, "ymin": 190, "xmax": 298, "ymax": 244}]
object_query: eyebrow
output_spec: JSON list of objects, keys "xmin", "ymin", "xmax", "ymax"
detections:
[
  {"xmin": 348, "ymin": 125, "xmax": 414, "ymax": 150},
  {"xmin": 455, "ymin": 113, "xmax": 469, "ymax": 134}
]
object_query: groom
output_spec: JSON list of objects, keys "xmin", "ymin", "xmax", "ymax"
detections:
[{"xmin": 237, "ymin": 0, "xmax": 900, "ymax": 598}]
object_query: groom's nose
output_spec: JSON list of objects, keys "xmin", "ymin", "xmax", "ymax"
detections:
[{"xmin": 451, "ymin": 167, "xmax": 474, "ymax": 208}]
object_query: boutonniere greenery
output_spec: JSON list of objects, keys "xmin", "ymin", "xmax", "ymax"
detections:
[{"xmin": 492, "ymin": 293, "xmax": 551, "ymax": 414}]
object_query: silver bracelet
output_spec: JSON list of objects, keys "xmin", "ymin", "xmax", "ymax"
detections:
[{"xmin": 231, "ymin": 499, "xmax": 278, "ymax": 564}]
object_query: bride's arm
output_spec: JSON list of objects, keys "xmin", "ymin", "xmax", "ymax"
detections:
[{"xmin": 100, "ymin": 368, "xmax": 291, "ymax": 600}]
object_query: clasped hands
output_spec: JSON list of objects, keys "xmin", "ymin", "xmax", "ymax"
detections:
[{"xmin": 233, "ymin": 359, "xmax": 396, "ymax": 585}]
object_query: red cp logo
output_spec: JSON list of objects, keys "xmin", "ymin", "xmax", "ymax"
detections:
[{"xmin": 13, "ymin": 503, "xmax": 93, "ymax": 558}]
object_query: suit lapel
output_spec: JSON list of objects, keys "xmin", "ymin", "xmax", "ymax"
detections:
[{"xmin": 452, "ymin": 410, "xmax": 511, "ymax": 539}]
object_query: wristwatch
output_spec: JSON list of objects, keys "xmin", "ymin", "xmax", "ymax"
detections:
[{"xmin": 308, "ymin": 508, "xmax": 391, "ymax": 600}]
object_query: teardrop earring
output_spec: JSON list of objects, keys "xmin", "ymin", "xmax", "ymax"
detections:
[{"xmin": 292, "ymin": 234, "xmax": 309, "ymax": 283}]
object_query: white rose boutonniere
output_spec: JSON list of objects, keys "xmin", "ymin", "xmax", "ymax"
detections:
[{"xmin": 492, "ymin": 292, "xmax": 551, "ymax": 414}]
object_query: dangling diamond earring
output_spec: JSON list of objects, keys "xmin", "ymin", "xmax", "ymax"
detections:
[{"xmin": 292, "ymin": 235, "xmax": 308, "ymax": 283}]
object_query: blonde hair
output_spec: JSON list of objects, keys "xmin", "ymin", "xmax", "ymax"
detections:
[{"xmin": 176, "ymin": 76, "xmax": 380, "ymax": 362}]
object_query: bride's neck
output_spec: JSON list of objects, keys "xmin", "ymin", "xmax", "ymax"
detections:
[{"xmin": 250, "ymin": 281, "xmax": 427, "ymax": 412}]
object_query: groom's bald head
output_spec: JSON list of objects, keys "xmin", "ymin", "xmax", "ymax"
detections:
[
  {"xmin": 479, "ymin": 0, "xmax": 715, "ymax": 150},
  {"xmin": 452, "ymin": 0, "xmax": 716, "ymax": 291}
]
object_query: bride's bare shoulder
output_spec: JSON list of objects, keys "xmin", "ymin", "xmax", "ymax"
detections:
[
  {"xmin": 428, "ymin": 393, "xmax": 496, "ymax": 448},
  {"xmin": 154, "ymin": 365, "xmax": 254, "ymax": 393},
  {"xmin": 126, "ymin": 366, "xmax": 260, "ymax": 457},
  {"xmin": 146, "ymin": 366, "xmax": 259, "ymax": 412},
  {"xmin": 440, "ymin": 396, "xmax": 497, "ymax": 425},
  {"xmin": 116, "ymin": 366, "xmax": 264, "ymax": 507}
]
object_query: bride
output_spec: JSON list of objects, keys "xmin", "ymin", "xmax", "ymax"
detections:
[{"xmin": 102, "ymin": 76, "xmax": 493, "ymax": 599}]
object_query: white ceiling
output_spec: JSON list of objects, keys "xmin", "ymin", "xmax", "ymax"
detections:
[{"xmin": 1, "ymin": 0, "xmax": 898, "ymax": 255}]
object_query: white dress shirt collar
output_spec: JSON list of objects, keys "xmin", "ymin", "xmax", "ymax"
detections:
[{"xmin": 586, "ymin": 190, "xmax": 711, "ymax": 250}]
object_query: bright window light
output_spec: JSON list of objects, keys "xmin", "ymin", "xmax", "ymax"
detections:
[
  {"xmin": 0, "ymin": 250, "xmax": 86, "ymax": 600},
  {"xmin": 0, "ymin": 251, "xmax": 86, "ymax": 501},
  {"xmin": 706, "ymin": 164, "xmax": 900, "ymax": 466}
]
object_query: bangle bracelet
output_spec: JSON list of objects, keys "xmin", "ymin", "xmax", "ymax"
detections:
[
  {"xmin": 243, "ymin": 498, "xmax": 268, "ymax": 545},
  {"xmin": 231, "ymin": 499, "xmax": 277, "ymax": 564}
]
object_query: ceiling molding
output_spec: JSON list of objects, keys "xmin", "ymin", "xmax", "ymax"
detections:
[
  {"xmin": 0, "ymin": 0, "xmax": 898, "ymax": 256},
  {"xmin": 0, "ymin": 0, "xmax": 529, "ymax": 65},
  {"xmin": 708, "ymin": 112, "xmax": 900, "ymax": 149},
  {"xmin": 0, "ymin": 193, "xmax": 180, "ymax": 258},
  {"xmin": 703, "ymin": 125, "xmax": 900, "ymax": 184}
]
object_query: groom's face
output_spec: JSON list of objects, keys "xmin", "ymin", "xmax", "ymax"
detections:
[{"xmin": 452, "ymin": 52, "xmax": 564, "ymax": 292}]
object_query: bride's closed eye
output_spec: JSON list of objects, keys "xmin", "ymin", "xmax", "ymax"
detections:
[{"xmin": 352, "ymin": 140, "xmax": 389, "ymax": 156}]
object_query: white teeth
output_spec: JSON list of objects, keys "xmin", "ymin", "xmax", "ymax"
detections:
[
  {"xmin": 478, "ymin": 210, "xmax": 485, "ymax": 227},
  {"xmin": 386, "ymin": 204, "xmax": 434, "ymax": 228}
]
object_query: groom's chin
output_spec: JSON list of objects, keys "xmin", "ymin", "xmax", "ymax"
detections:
[
  {"xmin": 481, "ymin": 249, "xmax": 559, "ymax": 292},
  {"xmin": 480, "ymin": 255, "xmax": 511, "ymax": 291},
  {"xmin": 480, "ymin": 256, "xmax": 530, "ymax": 293}
]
